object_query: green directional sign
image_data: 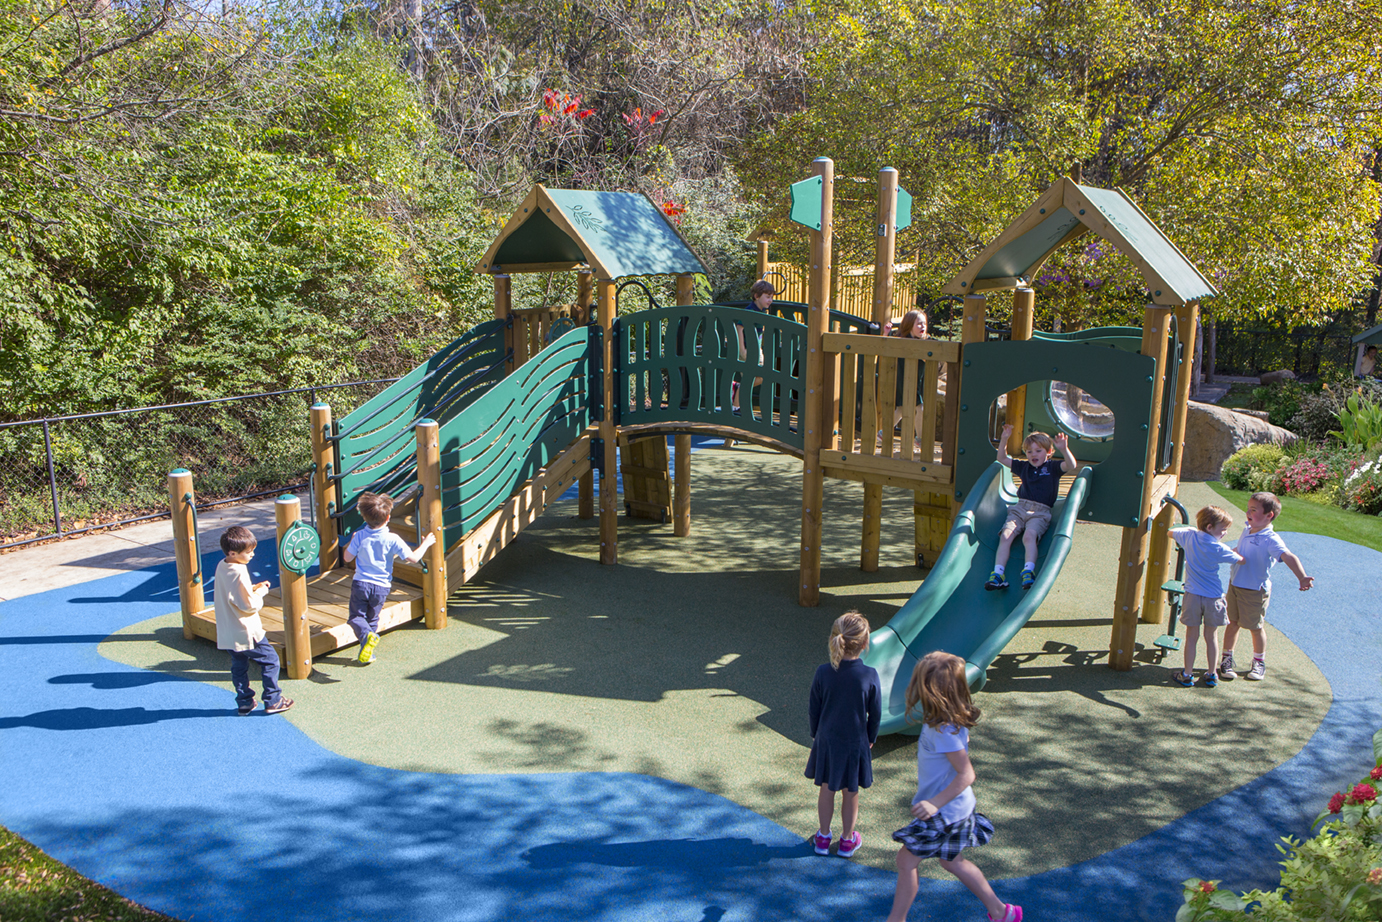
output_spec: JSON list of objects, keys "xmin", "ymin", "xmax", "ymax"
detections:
[
  {"xmin": 789, "ymin": 176, "xmax": 823, "ymax": 230},
  {"xmin": 896, "ymin": 186, "xmax": 913, "ymax": 232}
]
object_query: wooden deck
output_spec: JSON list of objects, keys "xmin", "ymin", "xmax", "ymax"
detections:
[{"xmin": 184, "ymin": 567, "xmax": 424, "ymax": 660}]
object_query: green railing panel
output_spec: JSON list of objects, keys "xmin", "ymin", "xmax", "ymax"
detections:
[
  {"xmin": 617, "ymin": 304, "xmax": 805, "ymax": 451},
  {"xmin": 435, "ymin": 326, "xmax": 596, "ymax": 545},
  {"xmin": 715, "ymin": 300, "xmax": 879, "ymax": 336}
]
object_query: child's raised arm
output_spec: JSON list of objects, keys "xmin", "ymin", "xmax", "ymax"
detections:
[
  {"xmin": 1054, "ymin": 431, "xmax": 1078, "ymax": 474},
  {"xmin": 996, "ymin": 424, "xmax": 1014, "ymax": 465},
  {"xmin": 404, "ymin": 531, "xmax": 437, "ymax": 564}
]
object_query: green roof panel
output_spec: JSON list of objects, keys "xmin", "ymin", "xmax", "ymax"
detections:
[
  {"xmin": 546, "ymin": 189, "xmax": 705, "ymax": 279},
  {"xmin": 493, "ymin": 207, "xmax": 587, "ymax": 266},
  {"xmin": 975, "ymin": 208, "xmax": 1082, "ymax": 280},
  {"xmin": 1079, "ymin": 185, "xmax": 1216, "ymax": 303}
]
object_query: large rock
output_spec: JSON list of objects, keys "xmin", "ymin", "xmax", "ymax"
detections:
[
  {"xmin": 1259, "ymin": 369, "xmax": 1297, "ymax": 385},
  {"xmin": 1181, "ymin": 401, "xmax": 1296, "ymax": 482}
]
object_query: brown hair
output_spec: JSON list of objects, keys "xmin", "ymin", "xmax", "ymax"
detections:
[
  {"xmin": 1249, "ymin": 491, "xmax": 1281, "ymax": 518},
  {"xmin": 897, "ymin": 310, "xmax": 928, "ymax": 339},
  {"xmin": 750, "ymin": 279, "xmax": 777, "ymax": 300},
  {"xmin": 219, "ymin": 525, "xmax": 257, "ymax": 555},
  {"xmin": 1196, "ymin": 505, "xmax": 1232, "ymax": 533},
  {"xmin": 904, "ymin": 651, "xmax": 981, "ymax": 728},
  {"xmin": 828, "ymin": 611, "xmax": 870, "ymax": 668},
  {"xmin": 357, "ymin": 491, "xmax": 395, "ymax": 528},
  {"xmin": 1022, "ymin": 431, "xmax": 1054, "ymax": 452}
]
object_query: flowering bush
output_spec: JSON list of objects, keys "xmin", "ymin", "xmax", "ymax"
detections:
[
  {"xmin": 1342, "ymin": 452, "xmax": 1382, "ymax": 516},
  {"xmin": 1176, "ymin": 727, "xmax": 1382, "ymax": 921},
  {"xmin": 1273, "ymin": 455, "xmax": 1332, "ymax": 495},
  {"xmin": 1221, "ymin": 444, "xmax": 1287, "ymax": 491}
]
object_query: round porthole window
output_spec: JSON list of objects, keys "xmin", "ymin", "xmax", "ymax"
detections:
[{"xmin": 1047, "ymin": 381, "xmax": 1115, "ymax": 441}]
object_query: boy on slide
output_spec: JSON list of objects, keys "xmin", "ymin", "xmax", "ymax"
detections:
[{"xmin": 986, "ymin": 425, "xmax": 1077, "ymax": 592}]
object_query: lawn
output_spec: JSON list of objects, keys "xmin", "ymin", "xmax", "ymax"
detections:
[
  {"xmin": 0, "ymin": 825, "xmax": 174, "ymax": 922},
  {"xmin": 1206, "ymin": 481, "xmax": 1382, "ymax": 553}
]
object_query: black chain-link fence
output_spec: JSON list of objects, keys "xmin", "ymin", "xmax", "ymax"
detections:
[
  {"xmin": 0, "ymin": 380, "xmax": 397, "ymax": 551},
  {"xmin": 1211, "ymin": 315, "xmax": 1368, "ymax": 379}
]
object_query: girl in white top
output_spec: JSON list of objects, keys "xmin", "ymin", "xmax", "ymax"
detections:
[{"xmin": 886, "ymin": 651, "xmax": 1021, "ymax": 922}]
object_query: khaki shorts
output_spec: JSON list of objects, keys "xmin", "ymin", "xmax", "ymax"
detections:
[
  {"xmin": 1002, "ymin": 499, "xmax": 1053, "ymax": 542},
  {"xmin": 1227, "ymin": 585, "xmax": 1270, "ymax": 630},
  {"xmin": 1180, "ymin": 592, "xmax": 1228, "ymax": 628}
]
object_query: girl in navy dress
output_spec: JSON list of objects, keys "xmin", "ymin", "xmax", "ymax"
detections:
[
  {"xmin": 886, "ymin": 652, "xmax": 1021, "ymax": 922},
  {"xmin": 805, "ymin": 611, "xmax": 881, "ymax": 858}
]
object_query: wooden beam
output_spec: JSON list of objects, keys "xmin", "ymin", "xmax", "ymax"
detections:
[
  {"xmin": 598, "ymin": 277, "xmax": 619, "ymax": 564},
  {"xmin": 823, "ymin": 333, "xmax": 960, "ymax": 361},
  {"xmin": 799, "ymin": 158, "xmax": 833, "ymax": 607},
  {"xmin": 414, "ymin": 419, "xmax": 447, "ymax": 630},
  {"xmin": 1006, "ymin": 288, "xmax": 1035, "ymax": 455},
  {"xmin": 1168, "ymin": 301, "xmax": 1199, "ymax": 477},
  {"xmin": 166, "ymin": 469, "xmax": 203, "ymax": 641},
  {"xmin": 674, "ymin": 273, "xmax": 696, "ymax": 538},
  {"xmin": 825, "ymin": 451, "xmax": 952, "ymax": 482},
  {"xmin": 275, "ymin": 494, "xmax": 312, "ymax": 679},
  {"xmin": 823, "ymin": 464, "xmax": 952, "ymax": 491},
  {"xmin": 865, "ymin": 171, "xmax": 899, "ymax": 581},
  {"xmin": 309, "ymin": 403, "xmax": 338, "ymax": 573}
]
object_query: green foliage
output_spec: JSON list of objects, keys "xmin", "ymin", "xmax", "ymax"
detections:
[
  {"xmin": 1220, "ymin": 444, "xmax": 1288, "ymax": 491},
  {"xmin": 1332, "ymin": 394, "xmax": 1382, "ymax": 453},
  {"xmin": 1177, "ymin": 748, "xmax": 1382, "ymax": 922},
  {"xmin": 1289, "ymin": 386, "xmax": 1352, "ymax": 443},
  {"xmin": 1251, "ymin": 381, "xmax": 1314, "ymax": 429}
]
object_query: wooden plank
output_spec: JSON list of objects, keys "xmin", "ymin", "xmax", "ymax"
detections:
[
  {"xmin": 823, "ymin": 464, "xmax": 952, "ymax": 491},
  {"xmin": 859, "ymin": 355, "xmax": 879, "ymax": 455},
  {"xmin": 823, "ymin": 332, "xmax": 960, "ymax": 362},
  {"xmin": 838, "ymin": 351, "xmax": 858, "ymax": 449},
  {"xmin": 918, "ymin": 360, "xmax": 939, "ymax": 463},
  {"xmin": 877, "ymin": 351, "xmax": 898, "ymax": 460},
  {"xmin": 899, "ymin": 357, "xmax": 919, "ymax": 460},
  {"xmin": 825, "ymin": 450, "xmax": 952, "ymax": 481}
]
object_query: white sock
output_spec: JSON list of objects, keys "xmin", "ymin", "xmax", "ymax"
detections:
[
  {"xmin": 993, "ymin": 565, "xmax": 1005, "ymax": 576},
  {"xmin": 1253, "ymin": 653, "xmax": 1265, "ymax": 662},
  {"xmin": 1022, "ymin": 562, "xmax": 1035, "ymax": 572}
]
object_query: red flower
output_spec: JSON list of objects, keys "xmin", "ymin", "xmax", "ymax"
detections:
[
  {"xmin": 577, "ymin": 109, "xmax": 594, "ymax": 119},
  {"xmin": 1351, "ymin": 783, "xmax": 1378, "ymax": 803},
  {"xmin": 1370, "ymin": 766, "xmax": 1382, "ymax": 781},
  {"xmin": 648, "ymin": 108, "xmax": 664, "ymax": 124},
  {"xmin": 660, "ymin": 200, "xmax": 685, "ymax": 217},
  {"xmin": 1198, "ymin": 880, "xmax": 1216, "ymax": 894},
  {"xmin": 1328, "ymin": 792, "xmax": 1346, "ymax": 813}
]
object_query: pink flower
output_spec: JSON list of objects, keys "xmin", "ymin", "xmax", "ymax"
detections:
[
  {"xmin": 1368, "ymin": 867, "xmax": 1382, "ymax": 885},
  {"xmin": 1198, "ymin": 880, "xmax": 1216, "ymax": 894},
  {"xmin": 1351, "ymin": 783, "xmax": 1378, "ymax": 803},
  {"xmin": 1328, "ymin": 792, "xmax": 1346, "ymax": 813},
  {"xmin": 1369, "ymin": 766, "xmax": 1381, "ymax": 781}
]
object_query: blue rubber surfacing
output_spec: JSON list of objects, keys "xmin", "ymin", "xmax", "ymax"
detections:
[{"xmin": 1, "ymin": 532, "xmax": 1378, "ymax": 921}]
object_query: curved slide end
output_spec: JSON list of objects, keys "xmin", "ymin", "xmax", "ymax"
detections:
[{"xmin": 865, "ymin": 463, "xmax": 1094, "ymax": 735}]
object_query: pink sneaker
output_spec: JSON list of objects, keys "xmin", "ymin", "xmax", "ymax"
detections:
[
  {"xmin": 988, "ymin": 905, "xmax": 1023, "ymax": 922},
  {"xmin": 812, "ymin": 831, "xmax": 831, "ymax": 855},
  {"xmin": 837, "ymin": 831, "xmax": 861, "ymax": 858}
]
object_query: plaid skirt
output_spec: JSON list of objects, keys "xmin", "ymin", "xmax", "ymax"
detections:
[{"xmin": 892, "ymin": 811, "xmax": 994, "ymax": 860}]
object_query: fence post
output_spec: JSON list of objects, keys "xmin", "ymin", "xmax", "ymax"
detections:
[
  {"xmin": 275, "ymin": 495, "xmax": 312, "ymax": 679},
  {"xmin": 166, "ymin": 469, "xmax": 204, "ymax": 640},
  {"xmin": 415, "ymin": 419, "xmax": 448, "ymax": 630},
  {"xmin": 43, "ymin": 420, "xmax": 62, "ymax": 537},
  {"xmin": 310, "ymin": 403, "xmax": 338, "ymax": 572}
]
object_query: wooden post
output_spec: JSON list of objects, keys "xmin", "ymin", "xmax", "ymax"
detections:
[
  {"xmin": 166, "ymin": 468, "xmax": 204, "ymax": 640},
  {"xmin": 1006, "ymin": 288, "xmax": 1035, "ymax": 454},
  {"xmin": 310, "ymin": 403, "xmax": 338, "ymax": 572},
  {"xmin": 756, "ymin": 238, "xmax": 770, "ymax": 281},
  {"xmin": 495, "ymin": 274, "xmax": 514, "ymax": 375},
  {"xmin": 799, "ymin": 158, "xmax": 833, "ymax": 606},
  {"xmin": 415, "ymin": 419, "xmax": 447, "ymax": 629},
  {"xmin": 673, "ymin": 274, "xmax": 695, "ymax": 537},
  {"xmin": 576, "ymin": 269, "xmax": 593, "ymax": 324},
  {"xmin": 862, "ymin": 167, "xmax": 899, "ymax": 573},
  {"xmin": 275, "ymin": 494, "xmax": 312, "ymax": 680},
  {"xmin": 1168, "ymin": 301, "xmax": 1199, "ymax": 478},
  {"xmin": 1109, "ymin": 304, "xmax": 1174, "ymax": 669},
  {"xmin": 576, "ymin": 272, "xmax": 597, "ymax": 519},
  {"xmin": 1142, "ymin": 501, "xmax": 1175, "ymax": 625},
  {"xmin": 598, "ymin": 277, "xmax": 619, "ymax": 564}
]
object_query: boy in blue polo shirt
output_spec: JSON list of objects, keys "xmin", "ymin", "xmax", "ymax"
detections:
[
  {"xmin": 1169, "ymin": 506, "xmax": 1243, "ymax": 687},
  {"xmin": 986, "ymin": 425, "xmax": 1078, "ymax": 591},
  {"xmin": 344, "ymin": 491, "xmax": 436, "ymax": 665},
  {"xmin": 1220, "ymin": 492, "xmax": 1314, "ymax": 682}
]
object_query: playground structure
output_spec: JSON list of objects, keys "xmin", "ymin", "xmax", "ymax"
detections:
[{"xmin": 163, "ymin": 160, "xmax": 1217, "ymax": 702}]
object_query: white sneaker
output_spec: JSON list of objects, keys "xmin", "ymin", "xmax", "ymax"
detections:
[
  {"xmin": 1245, "ymin": 658, "xmax": 1266, "ymax": 681},
  {"xmin": 1219, "ymin": 655, "xmax": 1238, "ymax": 681}
]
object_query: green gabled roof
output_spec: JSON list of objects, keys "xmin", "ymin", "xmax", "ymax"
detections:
[
  {"xmin": 477, "ymin": 186, "xmax": 707, "ymax": 280},
  {"xmin": 1353, "ymin": 323, "xmax": 1382, "ymax": 346},
  {"xmin": 945, "ymin": 178, "xmax": 1218, "ymax": 306}
]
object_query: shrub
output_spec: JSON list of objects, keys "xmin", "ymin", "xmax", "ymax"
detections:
[
  {"xmin": 1221, "ymin": 444, "xmax": 1287, "ymax": 490},
  {"xmin": 1273, "ymin": 455, "xmax": 1332, "ymax": 495},
  {"xmin": 1251, "ymin": 381, "xmax": 1311, "ymax": 428},
  {"xmin": 1176, "ymin": 728, "xmax": 1382, "ymax": 921},
  {"xmin": 1331, "ymin": 392, "xmax": 1382, "ymax": 453},
  {"xmin": 1288, "ymin": 386, "xmax": 1350, "ymax": 443},
  {"xmin": 1342, "ymin": 452, "xmax": 1382, "ymax": 516}
]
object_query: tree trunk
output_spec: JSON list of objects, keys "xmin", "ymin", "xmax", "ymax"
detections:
[
  {"xmin": 1206, "ymin": 315, "xmax": 1217, "ymax": 385},
  {"xmin": 1191, "ymin": 316, "xmax": 1204, "ymax": 399}
]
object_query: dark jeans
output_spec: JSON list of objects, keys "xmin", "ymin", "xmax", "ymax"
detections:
[
  {"xmin": 230, "ymin": 639, "xmax": 282, "ymax": 709},
  {"xmin": 347, "ymin": 580, "xmax": 391, "ymax": 644}
]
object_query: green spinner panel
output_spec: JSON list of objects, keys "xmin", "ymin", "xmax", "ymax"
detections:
[
  {"xmin": 617, "ymin": 304, "xmax": 805, "ymax": 451},
  {"xmin": 954, "ymin": 339, "xmax": 1156, "ymax": 528}
]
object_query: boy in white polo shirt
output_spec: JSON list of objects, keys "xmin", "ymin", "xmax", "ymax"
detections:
[
  {"xmin": 344, "ymin": 491, "xmax": 435, "ymax": 665},
  {"xmin": 1220, "ymin": 491, "xmax": 1314, "ymax": 682},
  {"xmin": 1168, "ymin": 506, "xmax": 1243, "ymax": 688}
]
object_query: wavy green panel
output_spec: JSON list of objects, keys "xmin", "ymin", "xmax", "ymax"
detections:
[
  {"xmin": 716, "ymin": 300, "xmax": 878, "ymax": 335},
  {"xmin": 433, "ymin": 327, "xmax": 594, "ymax": 544},
  {"xmin": 619, "ymin": 304, "xmax": 805, "ymax": 450}
]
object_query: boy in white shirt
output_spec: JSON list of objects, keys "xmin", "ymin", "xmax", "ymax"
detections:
[
  {"xmin": 214, "ymin": 526, "xmax": 293, "ymax": 715},
  {"xmin": 344, "ymin": 491, "xmax": 435, "ymax": 665},
  {"xmin": 1220, "ymin": 492, "xmax": 1314, "ymax": 682}
]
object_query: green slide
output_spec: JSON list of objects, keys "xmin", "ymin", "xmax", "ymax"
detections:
[{"xmin": 864, "ymin": 461, "xmax": 1094, "ymax": 735}]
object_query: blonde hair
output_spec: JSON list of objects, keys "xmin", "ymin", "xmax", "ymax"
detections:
[
  {"xmin": 828, "ymin": 611, "xmax": 870, "ymax": 668},
  {"xmin": 1022, "ymin": 431, "xmax": 1054, "ymax": 452},
  {"xmin": 904, "ymin": 651, "xmax": 981, "ymax": 728},
  {"xmin": 357, "ymin": 491, "xmax": 395, "ymax": 528},
  {"xmin": 1249, "ymin": 491, "xmax": 1281, "ymax": 518},
  {"xmin": 1196, "ymin": 505, "xmax": 1232, "ymax": 533}
]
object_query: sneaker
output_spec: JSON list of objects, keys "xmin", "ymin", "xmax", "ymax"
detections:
[
  {"xmin": 988, "ymin": 905, "xmax": 1023, "ymax": 922},
  {"xmin": 812, "ymin": 831, "xmax": 831, "ymax": 856},
  {"xmin": 237, "ymin": 701, "xmax": 256, "ymax": 716},
  {"xmin": 1200, "ymin": 670, "xmax": 1219, "ymax": 689},
  {"xmin": 1020, "ymin": 568, "xmax": 1035, "ymax": 591},
  {"xmin": 358, "ymin": 631, "xmax": 380, "ymax": 665},
  {"xmin": 1172, "ymin": 670, "xmax": 1194, "ymax": 687},
  {"xmin": 837, "ymin": 831, "xmax": 861, "ymax": 858},
  {"xmin": 1246, "ymin": 658, "xmax": 1266, "ymax": 681},
  {"xmin": 264, "ymin": 697, "xmax": 295, "ymax": 715},
  {"xmin": 1218, "ymin": 655, "xmax": 1238, "ymax": 681},
  {"xmin": 985, "ymin": 571, "xmax": 1008, "ymax": 591}
]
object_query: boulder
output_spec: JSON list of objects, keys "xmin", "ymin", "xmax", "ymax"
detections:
[
  {"xmin": 1258, "ymin": 369, "xmax": 1297, "ymax": 386},
  {"xmin": 1180, "ymin": 401, "xmax": 1296, "ymax": 482}
]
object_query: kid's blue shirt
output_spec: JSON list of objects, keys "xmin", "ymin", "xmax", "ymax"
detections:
[
  {"xmin": 1170, "ymin": 527, "xmax": 1240, "ymax": 598},
  {"xmin": 1011, "ymin": 458, "xmax": 1063, "ymax": 508},
  {"xmin": 346, "ymin": 524, "xmax": 411, "ymax": 589}
]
